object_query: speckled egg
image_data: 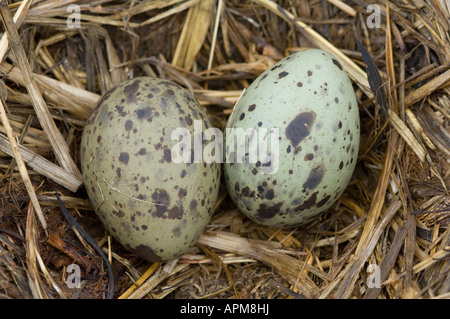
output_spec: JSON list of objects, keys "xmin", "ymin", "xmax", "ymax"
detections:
[
  {"xmin": 80, "ymin": 77, "xmax": 220, "ymax": 262},
  {"xmin": 223, "ymin": 49, "xmax": 360, "ymax": 227}
]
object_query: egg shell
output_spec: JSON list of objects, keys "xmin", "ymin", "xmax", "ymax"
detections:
[
  {"xmin": 223, "ymin": 49, "xmax": 360, "ymax": 227},
  {"xmin": 81, "ymin": 77, "xmax": 220, "ymax": 262}
]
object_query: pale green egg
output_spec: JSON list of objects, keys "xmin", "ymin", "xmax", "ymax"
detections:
[
  {"xmin": 81, "ymin": 77, "xmax": 220, "ymax": 261},
  {"xmin": 224, "ymin": 49, "xmax": 360, "ymax": 227}
]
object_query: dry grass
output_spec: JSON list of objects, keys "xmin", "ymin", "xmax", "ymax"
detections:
[{"xmin": 0, "ymin": 0, "xmax": 449, "ymax": 299}]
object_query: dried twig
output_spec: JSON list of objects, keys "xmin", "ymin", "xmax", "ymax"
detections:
[
  {"xmin": 0, "ymin": 79, "xmax": 46, "ymax": 229},
  {"xmin": 0, "ymin": 2, "xmax": 82, "ymax": 180}
]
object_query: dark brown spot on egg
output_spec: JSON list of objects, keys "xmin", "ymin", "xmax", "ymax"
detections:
[
  {"xmin": 115, "ymin": 105, "xmax": 124, "ymax": 115},
  {"xmin": 256, "ymin": 202, "xmax": 283, "ymax": 219},
  {"xmin": 307, "ymin": 70, "xmax": 313, "ymax": 76},
  {"xmin": 160, "ymin": 79, "xmax": 180, "ymax": 89},
  {"xmin": 113, "ymin": 209, "xmax": 125, "ymax": 218},
  {"xmin": 116, "ymin": 167, "xmax": 121, "ymax": 178},
  {"xmin": 185, "ymin": 116, "xmax": 193, "ymax": 126},
  {"xmin": 241, "ymin": 186, "xmax": 250, "ymax": 197},
  {"xmin": 265, "ymin": 189, "xmax": 275, "ymax": 200},
  {"xmin": 305, "ymin": 153, "xmax": 314, "ymax": 161},
  {"xmin": 335, "ymin": 97, "xmax": 339, "ymax": 103},
  {"xmin": 181, "ymin": 169, "xmax": 186, "ymax": 178},
  {"xmin": 285, "ymin": 111, "xmax": 317, "ymax": 147},
  {"xmin": 163, "ymin": 148, "xmax": 172, "ymax": 163},
  {"xmin": 239, "ymin": 112, "xmax": 245, "ymax": 120},
  {"xmin": 294, "ymin": 191, "xmax": 318, "ymax": 212},
  {"xmin": 303, "ymin": 166, "xmax": 324, "ymax": 190},
  {"xmin": 136, "ymin": 107, "xmax": 152, "ymax": 120},
  {"xmin": 248, "ymin": 104, "xmax": 256, "ymax": 112},
  {"xmin": 97, "ymin": 135, "xmax": 102, "ymax": 143},
  {"xmin": 255, "ymin": 74, "xmax": 268, "ymax": 89},
  {"xmin": 271, "ymin": 64, "xmax": 282, "ymax": 71},
  {"xmin": 234, "ymin": 182, "xmax": 240, "ymax": 192},
  {"xmin": 297, "ymin": 82, "xmax": 303, "ymax": 87},
  {"xmin": 339, "ymin": 161, "xmax": 344, "ymax": 170},
  {"xmin": 125, "ymin": 120, "xmax": 133, "ymax": 131},
  {"xmin": 279, "ymin": 71, "xmax": 289, "ymax": 78},
  {"xmin": 93, "ymin": 88, "xmax": 115, "ymax": 111},
  {"xmin": 151, "ymin": 189, "xmax": 170, "ymax": 217},
  {"xmin": 119, "ymin": 152, "xmax": 129, "ymax": 164},
  {"xmin": 168, "ymin": 206, "xmax": 183, "ymax": 219},
  {"xmin": 123, "ymin": 79, "xmax": 141, "ymax": 104},
  {"xmin": 183, "ymin": 92, "xmax": 195, "ymax": 104},
  {"xmin": 178, "ymin": 188, "xmax": 187, "ymax": 199},
  {"xmin": 316, "ymin": 195, "xmax": 331, "ymax": 208},
  {"xmin": 332, "ymin": 59, "xmax": 343, "ymax": 71}
]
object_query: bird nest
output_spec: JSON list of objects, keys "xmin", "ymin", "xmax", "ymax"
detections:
[{"xmin": 0, "ymin": 0, "xmax": 449, "ymax": 299}]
